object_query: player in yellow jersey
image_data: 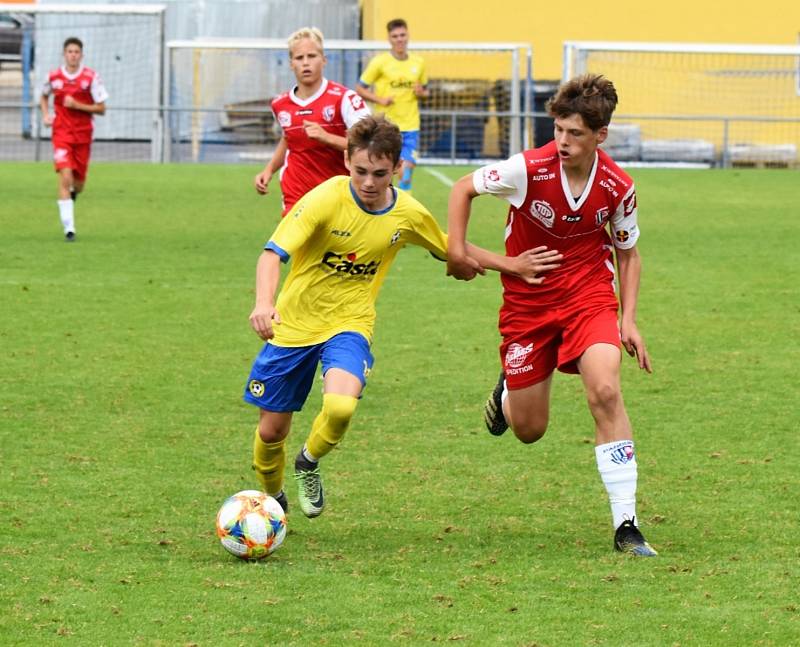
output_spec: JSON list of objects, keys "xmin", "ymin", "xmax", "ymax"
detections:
[
  {"xmin": 357, "ymin": 18, "xmax": 427, "ymax": 193},
  {"xmin": 243, "ymin": 115, "xmax": 562, "ymax": 517}
]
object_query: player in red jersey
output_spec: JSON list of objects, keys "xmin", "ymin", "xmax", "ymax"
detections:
[
  {"xmin": 253, "ymin": 27, "xmax": 371, "ymax": 216},
  {"xmin": 39, "ymin": 37, "xmax": 108, "ymax": 242},
  {"xmin": 447, "ymin": 74, "xmax": 658, "ymax": 557}
]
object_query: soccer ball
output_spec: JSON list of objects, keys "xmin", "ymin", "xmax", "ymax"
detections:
[{"xmin": 215, "ymin": 490, "xmax": 287, "ymax": 560}]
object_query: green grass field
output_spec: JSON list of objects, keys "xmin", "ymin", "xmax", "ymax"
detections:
[{"xmin": 1, "ymin": 162, "xmax": 798, "ymax": 646}]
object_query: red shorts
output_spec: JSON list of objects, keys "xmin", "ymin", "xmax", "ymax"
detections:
[
  {"xmin": 499, "ymin": 292, "xmax": 621, "ymax": 390},
  {"xmin": 52, "ymin": 138, "xmax": 91, "ymax": 182}
]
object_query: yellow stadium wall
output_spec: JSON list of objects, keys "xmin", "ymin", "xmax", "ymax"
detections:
[
  {"xmin": 361, "ymin": 0, "xmax": 800, "ymax": 80},
  {"xmin": 362, "ymin": 0, "xmax": 800, "ymax": 156}
]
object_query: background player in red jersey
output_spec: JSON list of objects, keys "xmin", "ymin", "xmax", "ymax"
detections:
[
  {"xmin": 39, "ymin": 37, "xmax": 108, "ymax": 242},
  {"xmin": 253, "ymin": 27, "xmax": 371, "ymax": 216},
  {"xmin": 446, "ymin": 74, "xmax": 658, "ymax": 557}
]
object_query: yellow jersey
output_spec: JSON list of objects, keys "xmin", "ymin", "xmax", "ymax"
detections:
[
  {"xmin": 359, "ymin": 52, "xmax": 427, "ymax": 131},
  {"xmin": 265, "ymin": 176, "xmax": 448, "ymax": 347}
]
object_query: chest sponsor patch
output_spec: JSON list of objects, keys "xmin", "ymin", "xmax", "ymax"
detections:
[{"xmin": 529, "ymin": 200, "xmax": 555, "ymax": 228}]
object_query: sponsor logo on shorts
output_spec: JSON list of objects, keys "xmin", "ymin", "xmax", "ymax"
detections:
[
  {"xmin": 248, "ymin": 380, "xmax": 265, "ymax": 398},
  {"xmin": 363, "ymin": 360, "xmax": 371, "ymax": 379},
  {"xmin": 528, "ymin": 200, "xmax": 555, "ymax": 228},
  {"xmin": 321, "ymin": 251, "xmax": 381, "ymax": 277},
  {"xmin": 322, "ymin": 105, "xmax": 335, "ymax": 122},
  {"xmin": 487, "ymin": 168, "xmax": 500, "ymax": 182},
  {"xmin": 278, "ymin": 111, "xmax": 291, "ymax": 128},
  {"xmin": 609, "ymin": 442, "xmax": 635, "ymax": 465},
  {"xmin": 54, "ymin": 148, "xmax": 68, "ymax": 162},
  {"xmin": 505, "ymin": 342, "xmax": 534, "ymax": 376}
]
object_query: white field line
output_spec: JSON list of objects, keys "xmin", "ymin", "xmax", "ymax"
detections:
[{"xmin": 424, "ymin": 167, "xmax": 455, "ymax": 187}]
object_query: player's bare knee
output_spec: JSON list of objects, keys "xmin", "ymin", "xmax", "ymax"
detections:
[
  {"xmin": 257, "ymin": 412, "xmax": 290, "ymax": 442},
  {"xmin": 586, "ymin": 382, "xmax": 622, "ymax": 417},
  {"xmin": 512, "ymin": 417, "xmax": 549, "ymax": 444}
]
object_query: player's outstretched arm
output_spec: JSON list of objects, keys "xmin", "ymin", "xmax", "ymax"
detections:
[
  {"xmin": 616, "ymin": 245, "xmax": 652, "ymax": 373},
  {"xmin": 356, "ymin": 84, "xmax": 393, "ymax": 107},
  {"xmin": 255, "ymin": 137, "xmax": 287, "ymax": 194},
  {"xmin": 249, "ymin": 250, "xmax": 283, "ymax": 341},
  {"xmin": 447, "ymin": 174, "xmax": 483, "ymax": 280},
  {"xmin": 467, "ymin": 244, "xmax": 562, "ymax": 283}
]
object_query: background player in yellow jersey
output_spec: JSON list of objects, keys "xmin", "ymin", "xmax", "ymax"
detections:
[
  {"xmin": 357, "ymin": 18, "xmax": 428, "ymax": 192},
  {"xmin": 243, "ymin": 115, "xmax": 562, "ymax": 517}
]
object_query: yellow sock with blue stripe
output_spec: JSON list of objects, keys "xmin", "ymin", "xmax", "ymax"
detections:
[
  {"xmin": 252, "ymin": 429, "xmax": 286, "ymax": 496},
  {"xmin": 305, "ymin": 393, "xmax": 359, "ymax": 460}
]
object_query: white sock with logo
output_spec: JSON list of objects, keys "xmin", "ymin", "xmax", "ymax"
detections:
[
  {"xmin": 57, "ymin": 199, "xmax": 75, "ymax": 234},
  {"xmin": 595, "ymin": 440, "xmax": 638, "ymax": 529}
]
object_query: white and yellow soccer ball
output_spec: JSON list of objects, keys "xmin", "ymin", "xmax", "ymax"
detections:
[{"xmin": 215, "ymin": 490, "xmax": 287, "ymax": 560}]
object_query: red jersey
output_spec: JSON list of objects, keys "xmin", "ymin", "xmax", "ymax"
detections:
[
  {"xmin": 272, "ymin": 78, "xmax": 370, "ymax": 214},
  {"xmin": 473, "ymin": 141, "xmax": 640, "ymax": 310},
  {"xmin": 41, "ymin": 65, "xmax": 108, "ymax": 144}
]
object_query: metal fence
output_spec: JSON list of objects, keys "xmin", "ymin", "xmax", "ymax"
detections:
[{"xmin": 3, "ymin": 101, "xmax": 800, "ymax": 168}]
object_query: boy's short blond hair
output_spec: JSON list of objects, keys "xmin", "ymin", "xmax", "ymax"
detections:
[{"xmin": 287, "ymin": 27, "xmax": 324, "ymax": 55}]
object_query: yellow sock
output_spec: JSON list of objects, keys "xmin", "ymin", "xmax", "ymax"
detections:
[
  {"xmin": 252, "ymin": 428, "xmax": 286, "ymax": 496},
  {"xmin": 305, "ymin": 393, "xmax": 358, "ymax": 460}
]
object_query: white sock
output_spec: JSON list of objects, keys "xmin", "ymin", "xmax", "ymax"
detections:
[
  {"xmin": 57, "ymin": 199, "xmax": 75, "ymax": 234},
  {"xmin": 595, "ymin": 440, "xmax": 638, "ymax": 529},
  {"xmin": 500, "ymin": 378, "xmax": 510, "ymax": 424}
]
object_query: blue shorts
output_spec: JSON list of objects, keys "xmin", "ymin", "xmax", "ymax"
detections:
[
  {"xmin": 401, "ymin": 131, "xmax": 419, "ymax": 165},
  {"xmin": 243, "ymin": 332, "xmax": 374, "ymax": 413}
]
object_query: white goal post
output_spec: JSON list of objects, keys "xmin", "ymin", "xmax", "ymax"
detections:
[
  {"xmin": 563, "ymin": 41, "xmax": 800, "ymax": 167},
  {"xmin": 164, "ymin": 38, "xmax": 533, "ymax": 163}
]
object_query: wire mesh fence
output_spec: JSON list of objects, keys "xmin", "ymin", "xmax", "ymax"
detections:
[{"xmin": 3, "ymin": 101, "xmax": 800, "ymax": 167}]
